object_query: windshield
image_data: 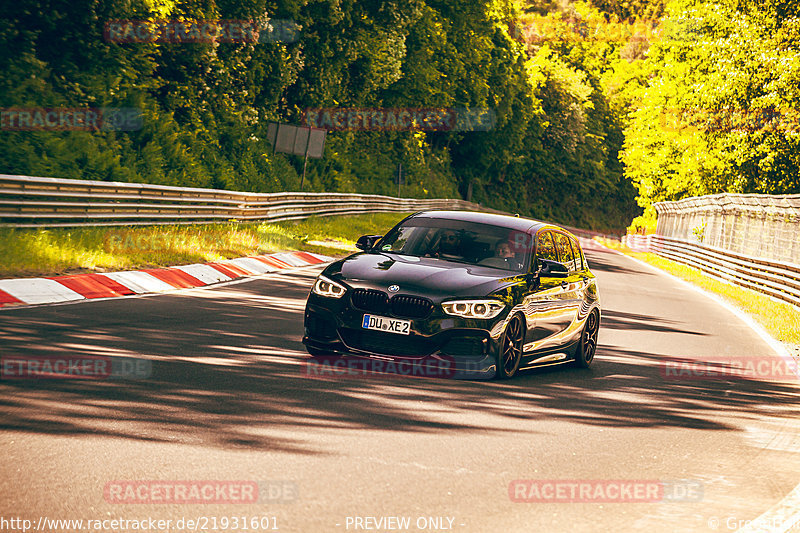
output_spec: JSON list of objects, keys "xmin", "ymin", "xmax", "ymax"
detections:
[{"xmin": 377, "ymin": 217, "xmax": 531, "ymax": 273}]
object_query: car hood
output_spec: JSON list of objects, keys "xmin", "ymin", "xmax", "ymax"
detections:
[{"xmin": 324, "ymin": 252, "xmax": 523, "ymax": 299}]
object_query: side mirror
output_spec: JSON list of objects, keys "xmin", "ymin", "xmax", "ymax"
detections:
[
  {"xmin": 537, "ymin": 259, "xmax": 569, "ymax": 278},
  {"xmin": 356, "ymin": 234, "xmax": 383, "ymax": 251}
]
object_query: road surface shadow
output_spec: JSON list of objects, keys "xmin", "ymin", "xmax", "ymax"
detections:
[
  {"xmin": 600, "ymin": 309, "xmax": 709, "ymax": 336},
  {"xmin": 583, "ymin": 247, "xmax": 655, "ymax": 276},
  {"xmin": 1, "ymin": 270, "xmax": 798, "ymax": 454}
]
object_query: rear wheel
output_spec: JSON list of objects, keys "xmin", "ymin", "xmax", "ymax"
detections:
[
  {"xmin": 496, "ymin": 315, "xmax": 524, "ymax": 379},
  {"xmin": 573, "ymin": 310, "xmax": 599, "ymax": 368}
]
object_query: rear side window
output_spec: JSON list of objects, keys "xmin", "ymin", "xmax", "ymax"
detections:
[
  {"xmin": 569, "ymin": 237, "xmax": 584, "ymax": 271},
  {"xmin": 553, "ymin": 232, "xmax": 577, "ymax": 272},
  {"xmin": 536, "ymin": 231, "xmax": 558, "ymax": 263}
]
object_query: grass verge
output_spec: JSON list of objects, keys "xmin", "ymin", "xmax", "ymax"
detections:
[
  {"xmin": 0, "ymin": 212, "xmax": 410, "ymax": 279},
  {"xmin": 593, "ymin": 237, "xmax": 800, "ymax": 348}
]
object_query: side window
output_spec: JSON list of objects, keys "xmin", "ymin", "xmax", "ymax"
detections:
[
  {"xmin": 536, "ymin": 231, "xmax": 558, "ymax": 264},
  {"xmin": 569, "ymin": 237, "xmax": 584, "ymax": 271},
  {"xmin": 553, "ymin": 232, "xmax": 576, "ymax": 272}
]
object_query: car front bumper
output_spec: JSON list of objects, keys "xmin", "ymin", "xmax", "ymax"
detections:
[{"xmin": 302, "ymin": 299, "xmax": 503, "ymax": 380}]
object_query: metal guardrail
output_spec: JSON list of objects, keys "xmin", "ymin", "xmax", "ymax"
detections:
[
  {"xmin": 623, "ymin": 233, "xmax": 800, "ymax": 308},
  {"xmin": 620, "ymin": 234, "xmax": 651, "ymax": 252},
  {"xmin": 0, "ymin": 174, "xmax": 499, "ymax": 227},
  {"xmin": 654, "ymin": 192, "xmax": 800, "ymax": 264}
]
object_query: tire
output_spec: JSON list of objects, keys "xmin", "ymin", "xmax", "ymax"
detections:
[
  {"xmin": 496, "ymin": 314, "xmax": 525, "ymax": 379},
  {"xmin": 573, "ymin": 310, "xmax": 599, "ymax": 368}
]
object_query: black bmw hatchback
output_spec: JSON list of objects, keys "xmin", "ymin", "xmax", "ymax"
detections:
[{"xmin": 302, "ymin": 210, "xmax": 600, "ymax": 379}]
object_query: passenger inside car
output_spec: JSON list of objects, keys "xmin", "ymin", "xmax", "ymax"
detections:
[
  {"xmin": 495, "ymin": 241, "xmax": 514, "ymax": 259},
  {"xmin": 477, "ymin": 240, "xmax": 521, "ymax": 270}
]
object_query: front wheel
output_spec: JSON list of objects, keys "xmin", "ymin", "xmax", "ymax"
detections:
[
  {"xmin": 573, "ymin": 310, "xmax": 599, "ymax": 368},
  {"xmin": 496, "ymin": 315, "xmax": 525, "ymax": 379}
]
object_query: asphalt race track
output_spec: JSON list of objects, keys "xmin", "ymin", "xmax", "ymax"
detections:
[{"xmin": 1, "ymin": 246, "xmax": 799, "ymax": 532}]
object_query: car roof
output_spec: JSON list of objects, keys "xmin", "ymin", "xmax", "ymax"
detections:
[{"xmin": 407, "ymin": 210, "xmax": 551, "ymax": 234}]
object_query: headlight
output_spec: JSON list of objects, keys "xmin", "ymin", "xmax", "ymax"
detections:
[
  {"xmin": 442, "ymin": 299, "xmax": 505, "ymax": 319},
  {"xmin": 312, "ymin": 275, "xmax": 347, "ymax": 298}
]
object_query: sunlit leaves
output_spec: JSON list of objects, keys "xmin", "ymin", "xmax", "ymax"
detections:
[{"xmin": 623, "ymin": 0, "xmax": 800, "ymax": 229}]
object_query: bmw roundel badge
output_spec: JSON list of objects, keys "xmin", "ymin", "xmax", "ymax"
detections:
[{"xmin": 388, "ymin": 285, "xmax": 400, "ymax": 293}]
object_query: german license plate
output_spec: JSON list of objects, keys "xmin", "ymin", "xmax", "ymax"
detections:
[{"xmin": 362, "ymin": 314, "xmax": 411, "ymax": 335}]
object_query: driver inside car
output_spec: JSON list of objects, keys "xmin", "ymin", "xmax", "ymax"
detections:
[{"xmin": 427, "ymin": 230, "xmax": 462, "ymax": 258}]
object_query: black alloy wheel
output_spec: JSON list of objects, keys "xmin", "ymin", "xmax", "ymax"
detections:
[
  {"xmin": 497, "ymin": 315, "xmax": 524, "ymax": 379},
  {"xmin": 574, "ymin": 310, "xmax": 599, "ymax": 368}
]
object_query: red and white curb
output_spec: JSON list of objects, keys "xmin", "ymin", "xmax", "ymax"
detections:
[{"xmin": 0, "ymin": 251, "xmax": 332, "ymax": 308}]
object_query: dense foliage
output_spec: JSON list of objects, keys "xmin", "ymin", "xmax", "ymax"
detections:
[
  {"xmin": 1, "ymin": 0, "xmax": 796, "ymax": 232},
  {"xmin": 622, "ymin": 0, "xmax": 800, "ymax": 230}
]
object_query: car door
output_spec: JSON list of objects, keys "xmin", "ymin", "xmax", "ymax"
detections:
[
  {"xmin": 551, "ymin": 231, "xmax": 585, "ymax": 344},
  {"xmin": 569, "ymin": 234, "xmax": 599, "ymax": 315},
  {"xmin": 521, "ymin": 230, "xmax": 574, "ymax": 353}
]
